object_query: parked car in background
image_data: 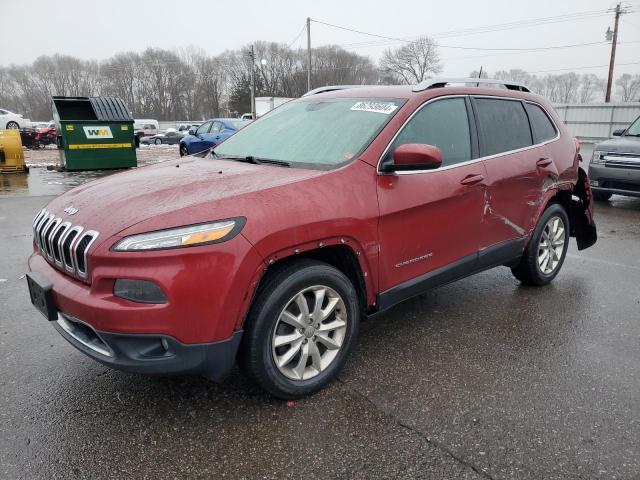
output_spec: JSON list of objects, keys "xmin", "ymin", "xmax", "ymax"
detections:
[
  {"xmin": 0, "ymin": 108, "xmax": 31, "ymax": 129},
  {"xmin": 133, "ymin": 119, "xmax": 159, "ymax": 138},
  {"xmin": 178, "ymin": 123, "xmax": 200, "ymax": 135},
  {"xmin": 589, "ymin": 114, "xmax": 640, "ymax": 201},
  {"xmin": 179, "ymin": 118, "xmax": 250, "ymax": 156},
  {"xmin": 18, "ymin": 128, "xmax": 38, "ymax": 148},
  {"xmin": 27, "ymin": 79, "xmax": 597, "ymax": 399},
  {"xmin": 35, "ymin": 122, "xmax": 57, "ymax": 147},
  {"xmin": 140, "ymin": 129, "xmax": 183, "ymax": 145}
]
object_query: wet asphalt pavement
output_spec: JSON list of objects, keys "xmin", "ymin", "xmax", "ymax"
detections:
[{"xmin": 1, "ymin": 165, "xmax": 640, "ymax": 479}]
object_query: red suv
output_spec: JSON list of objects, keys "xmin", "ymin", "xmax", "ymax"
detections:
[{"xmin": 27, "ymin": 79, "xmax": 597, "ymax": 398}]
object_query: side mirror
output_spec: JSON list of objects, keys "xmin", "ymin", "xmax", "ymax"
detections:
[
  {"xmin": 188, "ymin": 129, "xmax": 196, "ymax": 135},
  {"xmin": 391, "ymin": 143, "xmax": 442, "ymax": 171},
  {"xmin": 612, "ymin": 129, "xmax": 625, "ymax": 136}
]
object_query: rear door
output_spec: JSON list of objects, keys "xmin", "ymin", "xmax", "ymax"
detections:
[
  {"xmin": 377, "ymin": 96, "xmax": 486, "ymax": 294},
  {"xmin": 472, "ymin": 97, "xmax": 540, "ymax": 248},
  {"xmin": 202, "ymin": 121, "xmax": 224, "ymax": 148}
]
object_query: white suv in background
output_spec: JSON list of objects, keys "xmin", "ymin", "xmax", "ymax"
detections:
[{"xmin": 0, "ymin": 108, "xmax": 30, "ymax": 129}]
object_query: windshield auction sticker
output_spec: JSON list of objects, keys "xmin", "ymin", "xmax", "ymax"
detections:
[{"xmin": 350, "ymin": 101, "xmax": 398, "ymax": 115}]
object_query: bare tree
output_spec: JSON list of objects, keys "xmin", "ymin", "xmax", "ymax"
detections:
[
  {"xmin": 616, "ymin": 74, "xmax": 640, "ymax": 102},
  {"xmin": 578, "ymin": 74, "xmax": 605, "ymax": 103},
  {"xmin": 380, "ymin": 37, "xmax": 442, "ymax": 84}
]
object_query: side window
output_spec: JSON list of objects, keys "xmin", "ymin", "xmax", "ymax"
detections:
[
  {"xmin": 525, "ymin": 103, "xmax": 557, "ymax": 143},
  {"xmin": 386, "ymin": 98, "xmax": 471, "ymax": 168},
  {"xmin": 210, "ymin": 122, "xmax": 223, "ymax": 133},
  {"xmin": 474, "ymin": 98, "xmax": 532, "ymax": 156},
  {"xmin": 195, "ymin": 122, "xmax": 212, "ymax": 135}
]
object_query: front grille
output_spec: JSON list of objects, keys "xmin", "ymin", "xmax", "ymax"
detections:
[
  {"xmin": 604, "ymin": 153, "xmax": 640, "ymax": 170},
  {"xmin": 32, "ymin": 209, "xmax": 99, "ymax": 279}
]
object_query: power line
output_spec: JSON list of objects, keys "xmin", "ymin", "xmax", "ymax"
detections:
[
  {"xmin": 313, "ymin": 10, "xmax": 614, "ymax": 50},
  {"xmin": 528, "ymin": 61, "xmax": 640, "ymax": 74},
  {"xmin": 287, "ymin": 22, "xmax": 307, "ymax": 49}
]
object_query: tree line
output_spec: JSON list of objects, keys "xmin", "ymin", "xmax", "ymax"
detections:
[{"xmin": 0, "ymin": 38, "xmax": 638, "ymax": 122}]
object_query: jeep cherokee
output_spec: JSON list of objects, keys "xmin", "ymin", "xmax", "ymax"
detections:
[{"xmin": 26, "ymin": 78, "xmax": 597, "ymax": 399}]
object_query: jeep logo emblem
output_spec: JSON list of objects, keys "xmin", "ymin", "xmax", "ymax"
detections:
[{"xmin": 63, "ymin": 206, "xmax": 78, "ymax": 215}]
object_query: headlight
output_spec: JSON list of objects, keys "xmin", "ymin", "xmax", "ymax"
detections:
[
  {"xmin": 112, "ymin": 218, "xmax": 245, "ymax": 251},
  {"xmin": 591, "ymin": 151, "xmax": 605, "ymax": 164}
]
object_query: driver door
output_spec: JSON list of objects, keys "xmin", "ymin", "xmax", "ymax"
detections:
[
  {"xmin": 190, "ymin": 121, "xmax": 212, "ymax": 153},
  {"xmin": 377, "ymin": 96, "xmax": 486, "ymax": 298}
]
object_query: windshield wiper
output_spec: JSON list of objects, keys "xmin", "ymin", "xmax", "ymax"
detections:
[{"xmin": 213, "ymin": 153, "xmax": 290, "ymax": 167}]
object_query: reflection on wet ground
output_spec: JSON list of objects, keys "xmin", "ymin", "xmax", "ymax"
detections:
[{"xmin": 0, "ymin": 167, "xmax": 111, "ymax": 197}]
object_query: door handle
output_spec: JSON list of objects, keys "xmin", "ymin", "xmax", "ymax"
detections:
[
  {"xmin": 536, "ymin": 157, "xmax": 553, "ymax": 168},
  {"xmin": 460, "ymin": 173, "xmax": 484, "ymax": 186}
]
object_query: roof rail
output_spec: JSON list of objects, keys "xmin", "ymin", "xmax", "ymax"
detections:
[
  {"xmin": 302, "ymin": 85, "xmax": 373, "ymax": 96},
  {"xmin": 413, "ymin": 78, "xmax": 531, "ymax": 93}
]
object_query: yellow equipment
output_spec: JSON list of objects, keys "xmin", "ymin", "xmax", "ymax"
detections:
[{"xmin": 0, "ymin": 129, "xmax": 28, "ymax": 173}]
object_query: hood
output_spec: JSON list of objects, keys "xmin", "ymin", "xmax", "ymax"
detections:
[
  {"xmin": 45, "ymin": 157, "xmax": 325, "ymax": 239},
  {"xmin": 594, "ymin": 135, "xmax": 640, "ymax": 154}
]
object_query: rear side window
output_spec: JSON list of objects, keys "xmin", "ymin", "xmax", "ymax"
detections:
[
  {"xmin": 474, "ymin": 98, "xmax": 532, "ymax": 156},
  {"xmin": 385, "ymin": 98, "xmax": 471, "ymax": 168},
  {"xmin": 525, "ymin": 103, "xmax": 557, "ymax": 143}
]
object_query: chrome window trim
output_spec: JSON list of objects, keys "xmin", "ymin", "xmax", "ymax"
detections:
[
  {"xmin": 75, "ymin": 231, "xmax": 99, "ymax": 278},
  {"xmin": 376, "ymin": 95, "xmax": 561, "ymax": 176},
  {"xmin": 62, "ymin": 226, "xmax": 84, "ymax": 273},
  {"xmin": 52, "ymin": 221, "xmax": 71, "ymax": 266},
  {"xmin": 44, "ymin": 217, "xmax": 62, "ymax": 260}
]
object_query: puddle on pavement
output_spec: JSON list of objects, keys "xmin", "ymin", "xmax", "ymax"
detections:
[{"xmin": 0, "ymin": 167, "xmax": 114, "ymax": 198}]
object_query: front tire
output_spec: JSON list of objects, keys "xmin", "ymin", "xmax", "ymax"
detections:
[
  {"xmin": 6, "ymin": 121, "xmax": 19, "ymax": 129},
  {"xmin": 179, "ymin": 145, "xmax": 188, "ymax": 157},
  {"xmin": 154, "ymin": 138, "xmax": 162, "ymax": 145},
  {"xmin": 511, "ymin": 203, "xmax": 569, "ymax": 286},
  {"xmin": 239, "ymin": 260, "xmax": 359, "ymax": 399}
]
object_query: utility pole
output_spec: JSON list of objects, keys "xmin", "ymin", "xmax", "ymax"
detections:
[
  {"xmin": 249, "ymin": 44, "xmax": 256, "ymax": 119},
  {"xmin": 605, "ymin": 3, "xmax": 626, "ymax": 102},
  {"xmin": 306, "ymin": 17, "xmax": 312, "ymax": 92}
]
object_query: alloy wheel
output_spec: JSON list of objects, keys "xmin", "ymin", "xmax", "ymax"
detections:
[
  {"xmin": 538, "ymin": 215, "xmax": 566, "ymax": 275},
  {"xmin": 6, "ymin": 121, "xmax": 19, "ymax": 129},
  {"xmin": 271, "ymin": 285, "xmax": 347, "ymax": 381}
]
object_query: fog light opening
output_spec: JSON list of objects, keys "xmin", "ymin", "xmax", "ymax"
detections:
[{"xmin": 113, "ymin": 279, "xmax": 167, "ymax": 304}]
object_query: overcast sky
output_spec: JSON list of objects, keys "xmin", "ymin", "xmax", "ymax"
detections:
[{"xmin": 1, "ymin": 0, "xmax": 639, "ymax": 77}]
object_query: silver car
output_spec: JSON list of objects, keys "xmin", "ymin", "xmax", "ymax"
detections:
[{"xmin": 589, "ymin": 114, "xmax": 640, "ymax": 201}]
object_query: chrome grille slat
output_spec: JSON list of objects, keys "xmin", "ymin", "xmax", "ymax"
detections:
[{"xmin": 31, "ymin": 210, "xmax": 99, "ymax": 280}]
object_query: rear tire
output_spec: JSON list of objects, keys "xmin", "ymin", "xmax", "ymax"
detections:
[
  {"xmin": 239, "ymin": 259, "xmax": 359, "ymax": 399},
  {"xmin": 511, "ymin": 203, "xmax": 569, "ymax": 286},
  {"xmin": 593, "ymin": 191, "xmax": 612, "ymax": 202}
]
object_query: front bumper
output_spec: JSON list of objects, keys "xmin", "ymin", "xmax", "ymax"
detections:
[
  {"xmin": 589, "ymin": 163, "xmax": 640, "ymax": 198},
  {"xmin": 53, "ymin": 311, "xmax": 243, "ymax": 379}
]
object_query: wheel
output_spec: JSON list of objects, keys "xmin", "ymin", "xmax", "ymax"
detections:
[
  {"xmin": 593, "ymin": 191, "xmax": 612, "ymax": 202},
  {"xmin": 154, "ymin": 138, "xmax": 162, "ymax": 145},
  {"xmin": 239, "ymin": 259, "xmax": 359, "ymax": 399},
  {"xmin": 179, "ymin": 145, "xmax": 188, "ymax": 157},
  {"xmin": 511, "ymin": 203, "xmax": 569, "ymax": 286},
  {"xmin": 6, "ymin": 121, "xmax": 19, "ymax": 129}
]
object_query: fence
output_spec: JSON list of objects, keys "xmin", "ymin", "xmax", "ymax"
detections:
[{"xmin": 553, "ymin": 102, "xmax": 640, "ymax": 143}]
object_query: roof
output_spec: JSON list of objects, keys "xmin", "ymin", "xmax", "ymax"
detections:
[{"xmin": 302, "ymin": 78, "xmax": 535, "ymax": 100}]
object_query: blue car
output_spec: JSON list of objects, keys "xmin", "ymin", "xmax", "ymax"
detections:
[{"xmin": 179, "ymin": 118, "xmax": 250, "ymax": 156}]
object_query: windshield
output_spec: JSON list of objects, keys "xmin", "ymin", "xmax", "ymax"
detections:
[
  {"xmin": 626, "ymin": 116, "xmax": 640, "ymax": 136},
  {"xmin": 214, "ymin": 98, "xmax": 404, "ymax": 168}
]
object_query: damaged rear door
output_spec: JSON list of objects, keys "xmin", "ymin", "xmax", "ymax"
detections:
[{"xmin": 471, "ymin": 96, "xmax": 544, "ymax": 247}]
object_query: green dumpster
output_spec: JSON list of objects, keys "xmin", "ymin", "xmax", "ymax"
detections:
[{"xmin": 52, "ymin": 96, "xmax": 137, "ymax": 171}]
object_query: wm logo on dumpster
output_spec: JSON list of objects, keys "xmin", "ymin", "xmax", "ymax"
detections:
[{"xmin": 83, "ymin": 126, "xmax": 113, "ymax": 139}]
